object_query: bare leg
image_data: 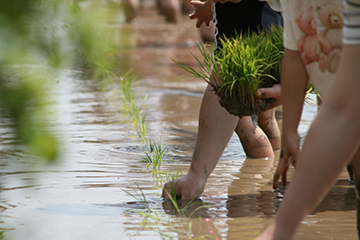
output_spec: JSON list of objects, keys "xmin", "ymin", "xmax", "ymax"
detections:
[
  {"xmin": 319, "ymin": 95, "xmax": 354, "ymax": 182},
  {"xmin": 352, "ymin": 148, "xmax": 360, "ymax": 237},
  {"xmin": 235, "ymin": 116, "xmax": 275, "ymax": 158},
  {"xmin": 180, "ymin": 0, "xmax": 192, "ymax": 14},
  {"xmin": 121, "ymin": 0, "xmax": 139, "ymax": 22},
  {"xmin": 156, "ymin": 0, "xmax": 181, "ymax": 23},
  {"xmin": 199, "ymin": 24, "xmax": 215, "ymax": 44},
  {"xmin": 258, "ymin": 109, "xmax": 281, "ymax": 151}
]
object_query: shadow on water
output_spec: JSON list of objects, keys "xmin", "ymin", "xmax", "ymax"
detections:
[{"xmin": 0, "ymin": 1, "xmax": 358, "ymax": 240}]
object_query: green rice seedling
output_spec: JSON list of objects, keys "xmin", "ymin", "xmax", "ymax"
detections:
[
  {"xmin": 173, "ymin": 42, "xmax": 214, "ymax": 86},
  {"xmin": 142, "ymin": 140, "xmax": 167, "ymax": 170},
  {"xmin": 151, "ymin": 168, "xmax": 181, "ymax": 189},
  {"xmin": 159, "ymin": 232, "xmax": 176, "ymax": 240},
  {"xmin": 118, "ymin": 70, "xmax": 149, "ymax": 143},
  {"xmin": 176, "ymin": 26, "xmax": 284, "ymax": 118}
]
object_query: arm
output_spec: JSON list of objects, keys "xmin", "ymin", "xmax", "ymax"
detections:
[
  {"xmin": 273, "ymin": 48, "xmax": 309, "ymax": 189},
  {"xmin": 257, "ymin": 44, "xmax": 360, "ymax": 240},
  {"xmin": 163, "ymin": 81, "xmax": 240, "ymax": 200}
]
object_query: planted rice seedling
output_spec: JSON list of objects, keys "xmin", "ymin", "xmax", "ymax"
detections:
[
  {"xmin": 142, "ymin": 140, "xmax": 167, "ymax": 170},
  {"xmin": 176, "ymin": 26, "xmax": 284, "ymax": 118},
  {"xmin": 118, "ymin": 70, "xmax": 149, "ymax": 143}
]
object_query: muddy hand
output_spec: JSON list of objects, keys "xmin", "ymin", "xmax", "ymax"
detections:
[
  {"xmin": 256, "ymin": 84, "xmax": 282, "ymax": 110},
  {"xmin": 162, "ymin": 173, "xmax": 206, "ymax": 200}
]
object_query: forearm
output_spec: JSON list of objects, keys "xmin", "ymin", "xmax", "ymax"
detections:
[
  {"xmin": 281, "ymin": 49, "xmax": 308, "ymax": 137},
  {"xmin": 189, "ymin": 85, "xmax": 238, "ymax": 180}
]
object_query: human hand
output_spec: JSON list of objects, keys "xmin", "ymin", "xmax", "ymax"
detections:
[
  {"xmin": 256, "ymin": 84, "xmax": 282, "ymax": 110},
  {"xmin": 211, "ymin": 0, "xmax": 243, "ymax": 3},
  {"xmin": 189, "ymin": 1, "xmax": 212, "ymax": 28},
  {"xmin": 273, "ymin": 133, "xmax": 300, "ymax": 189},
  {"xmin": 162, "ymin": 171, "xmax": 206, "ymax": 200}
]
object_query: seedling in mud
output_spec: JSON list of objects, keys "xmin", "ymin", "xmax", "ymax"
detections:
[
  {"xmin": 142, "ymin": 140, "xmax": 167, "ymax": 170},
  {"xmin": 175, "ymin": 26, "xmax": 284, "ymax": 118},
  {"xmin": 117, "ymin": 70, "xmax": 149, "ymax": 143}
]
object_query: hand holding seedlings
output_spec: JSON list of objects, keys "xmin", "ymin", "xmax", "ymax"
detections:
[
  {"xmin": 256, "ymin": 84, "xmax": 282, "ymax": 110},
  {"xmin": 162, "ymin": 170, "xmax": 206, "ymax": 200}
]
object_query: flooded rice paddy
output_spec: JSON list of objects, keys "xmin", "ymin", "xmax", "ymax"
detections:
[{"xmin": 0, "ymin": 3, "xmax": 357, "ymax": 240}]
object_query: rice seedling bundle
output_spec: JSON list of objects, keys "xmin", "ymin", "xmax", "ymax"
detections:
[{"xmin": 176, "ymin": 26, "xmax": 283, "ymax": 118}]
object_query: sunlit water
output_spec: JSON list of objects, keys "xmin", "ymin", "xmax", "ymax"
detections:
[{"xmin": 0, "ymin": 3, "xmax": 357, "ymax": 240}]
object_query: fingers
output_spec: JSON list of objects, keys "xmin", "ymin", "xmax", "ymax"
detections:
[
  {"xmin": 282, "ymin": 164, "xmax": 289, "ymax": 187},
  {"xmin": 273, "ymin": 171, "xmax": 280, "ymax": 189},
  {"xmin": 257, "ymin": 84, "xmax": 281, "ymax": 99},
  {"xmin": 256, "ymin": 85, "xmax": 282, "ymax": 110},
  {"xmin": 196, "ymin": 20, "xmax": 203, "ymax": 28},
  {"xmin": 162, "ymin": 180, "xmax": 182, "ymax": 200},
  {"xmin": 162, "ymin": 182, "xmax": 172, "ymax": 200},
  {"xmin": 273, "ymin": 159, "xmax": 286, "ymax": 189},
  {"xmin": 273, "ymin": 151, "xmax": 291, "ymax": 189}
]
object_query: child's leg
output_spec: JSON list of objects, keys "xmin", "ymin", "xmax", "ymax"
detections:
[
  {"xmin": 156, "ymin": 0, "xmax": 181, "ymax": 22},
  {"xmin": 122, "ymin": 0, "xmax": 139, "ymax": 22},
  {"xmin": 235, "ymin": 116, "xmax": 275, "ymax": 158},
  {"xmin": 258, "ymin": 108, "xmax": 281, "ymax": 151},
  {"xmin": 180, "ymin": 0, "xmax": 192, "ymax": 14},
  {"xmin": 351, "ymin": 146, "xmax": 360, "ymax": 237}
]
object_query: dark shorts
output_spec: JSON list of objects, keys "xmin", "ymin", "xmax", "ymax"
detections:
[{"xmin": 214, "ymin": 0, "xmax": 283, "ymax": 51}]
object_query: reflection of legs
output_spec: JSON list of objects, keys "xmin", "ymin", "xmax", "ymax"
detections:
[
  {"xmin": 235, "ymin": 116, "xmax": 274, "ymax": 158},
  {"xmin": 258, "ymin": 109, "xmax": 281, "ymax": 151},
  {"xmin": 351, "ymin": 147, "xmax": 360, "ymax": 237}
]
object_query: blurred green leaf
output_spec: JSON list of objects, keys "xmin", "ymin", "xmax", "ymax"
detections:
[{"xmin": 0, "ymin": 0, "xmax": 115, "ymax": 162}]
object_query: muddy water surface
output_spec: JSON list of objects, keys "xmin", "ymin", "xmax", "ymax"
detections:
[{"xmin": 0, "ymin": 3, "xmax": 357, "ymax": 240}]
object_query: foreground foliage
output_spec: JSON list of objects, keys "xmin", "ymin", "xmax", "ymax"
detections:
[{"xmin": 0, "ymin": 0, "xmax": 114, "ymax": 161}]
